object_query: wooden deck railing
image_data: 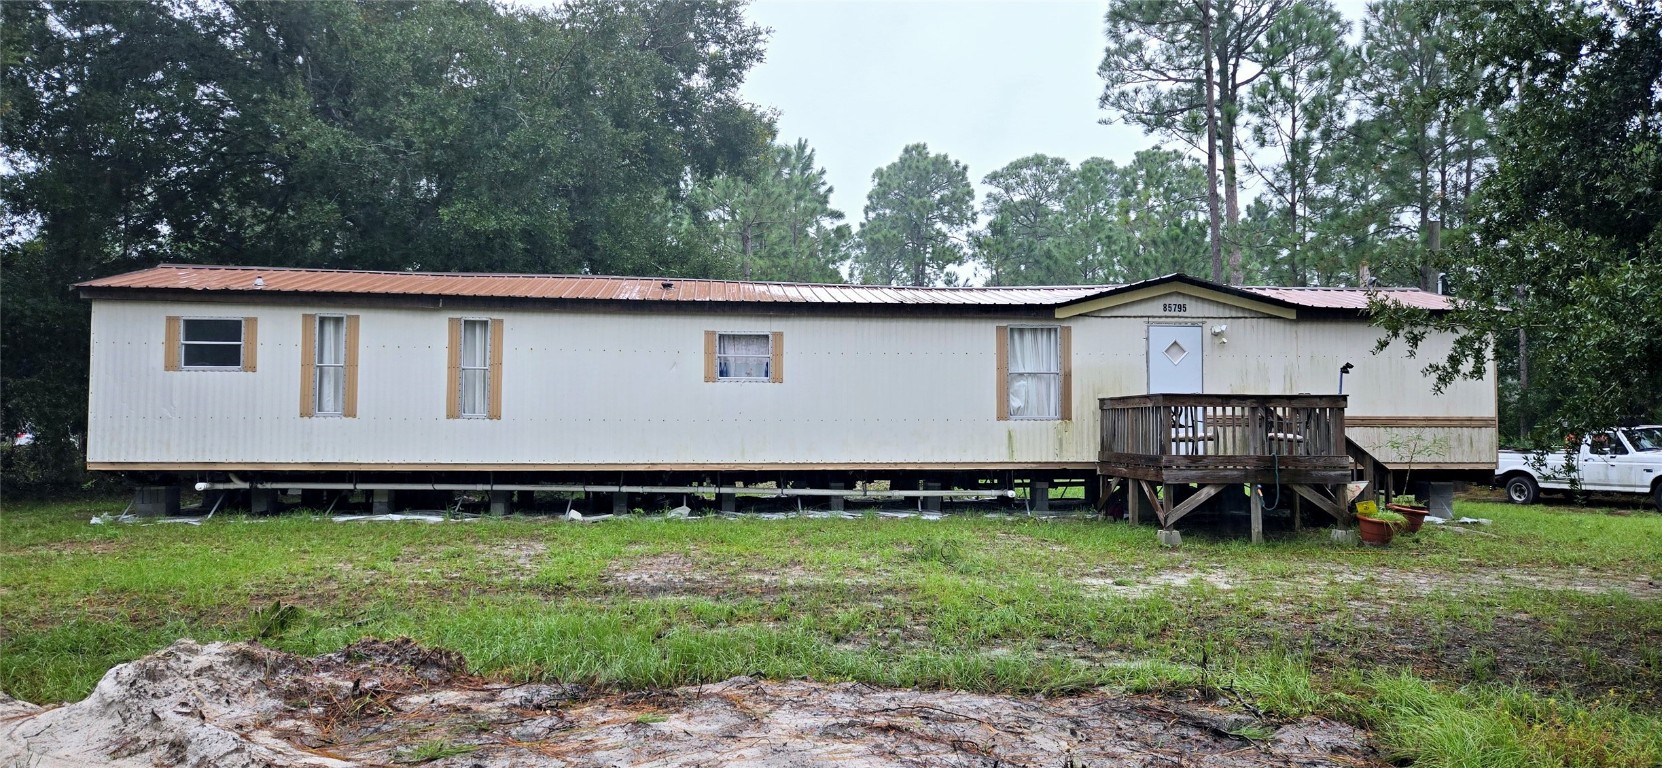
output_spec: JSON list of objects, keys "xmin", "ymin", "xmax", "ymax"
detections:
[{"xmin": 1098, "ymin": 394, "xmax": 1350, "ymax": 485}]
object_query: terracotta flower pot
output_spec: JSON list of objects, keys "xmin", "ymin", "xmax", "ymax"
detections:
[
  {"xmin": 1387, "ymin": 503, "xmax": 1430, "ymax": 533},
  {"xmin": 1356, "ymin": 515, "xmax": 1396, "ymax": 546}
]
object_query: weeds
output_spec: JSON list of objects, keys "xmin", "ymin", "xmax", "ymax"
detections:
[
  {"xmin": 3, "ymin": 496, "xmax": 1661, "ymax": 768},
  {"xmin": 395, "ymin": 739, "xmax": 477, "ymax": 764}
]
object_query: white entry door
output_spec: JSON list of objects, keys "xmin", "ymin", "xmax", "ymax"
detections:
[{"xmin": 1148, "ymin": 325, "xmax": 1204, "ymax": 394}]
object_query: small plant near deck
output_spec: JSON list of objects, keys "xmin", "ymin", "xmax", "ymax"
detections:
[
  {"xmin": 1390, "ymin": 494, "xmax": 1419, "ymax": 507},
  {"xmin": 634, "ymin": 712, "xmax": 667, "ymax": 724},
  {"xmin": 1384, "ymin": 430, "xmax": 1450, "ymax": 492},
  {"xmin": 1354, "ymin": 507, "xmax": 1409, "ymax": 545},
  {"xmin": 1357, "ymin": 508, "xmax": 1408, "ymax": 529}
]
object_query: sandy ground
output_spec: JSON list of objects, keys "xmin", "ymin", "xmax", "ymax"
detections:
[{"xmin": 0, "ymin": 639, "xmax": 1381, "ymax": 767}]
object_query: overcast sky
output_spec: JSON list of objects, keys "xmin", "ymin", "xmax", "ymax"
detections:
[{"xmin": 740, "ymin": 0, "xmax": 1371, "ymax": 221}]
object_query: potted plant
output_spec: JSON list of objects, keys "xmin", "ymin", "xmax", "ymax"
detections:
[
  {"xmin": 1387, "ymin": 494, "xmax": 1430, "ymax": 533},
  {"xmin": 1355, "ymin": 507, "xmax": 1408, "ymax": 546},
  {"xmin": 1385, "ymin": 430, "xmax": 1450, "ymax": 527}
]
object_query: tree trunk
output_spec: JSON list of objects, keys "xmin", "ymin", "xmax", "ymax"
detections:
[
  {"xmin": 1202, "ymin": 0, "xmax": 1224, "ymax": 284},
  {"xmin": 1516, "ymin": 285, "xmax": 1529, "ymax": 440},
  {"xmin": 741, "ymin": 225, "xmax": 753, "ymax": 280},
  {"xmin": 1219, "ymin": 52, "xmax": 1243, "ymax": 285}
]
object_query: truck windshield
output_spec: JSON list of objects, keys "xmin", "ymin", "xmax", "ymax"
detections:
[{"xmin": 1622, "ymin": 427, "xmax": 1662, "ymax": 452}]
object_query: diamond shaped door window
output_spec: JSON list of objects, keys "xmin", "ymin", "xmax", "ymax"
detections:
[{"xmin": 1164, "ymin": 339, "xmax": 1188, "ymax": 365}]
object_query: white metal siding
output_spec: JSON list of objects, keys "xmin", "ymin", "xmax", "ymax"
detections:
[{"xmin": 86, "ymin": 297, "xmax": 1495, "ymax": 468}]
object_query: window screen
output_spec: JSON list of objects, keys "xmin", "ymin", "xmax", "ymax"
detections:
[
  {"xmin": 717, "ymin": 333, "xmax": 771, "ymax": 380},
  {"xmin": 182, "ymin": 318, "xmax": 243, "ymax": 368}
]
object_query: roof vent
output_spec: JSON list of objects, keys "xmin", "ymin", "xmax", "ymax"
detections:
[
  {"xmin": 253, "ymin": 276, "xmax": 265, "ymax": 289},
  {"xmin": 661, "ymin": 281, "xmax": 674, "ymax": 289}
]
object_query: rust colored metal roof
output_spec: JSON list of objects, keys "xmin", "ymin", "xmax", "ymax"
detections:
[
  {"xmin": 77, "ymin": 265, "xmax": 1108, "ymax": 306},
  {"xmin": 1244, "ymin": 286, "xmax": 1457, "ymax": 311},
  {"xmin": 77, "ymin": 265, "xmax": 1456, "ymax": 311}
]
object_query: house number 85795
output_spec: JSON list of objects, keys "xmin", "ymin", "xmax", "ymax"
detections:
[{"xmin": 1162, "ymin": 303, "xmax": 1188, "ymax": 312}]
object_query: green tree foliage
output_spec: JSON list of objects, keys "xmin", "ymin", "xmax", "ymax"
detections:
[
  {"xmin": 852, "ymin": 143, "xmax": 975, "ymax": 286},
  {"xmin": 1, "ymin": 0, "xmax": 774, "ymax": 490},
  {"xmin": 1346, "ymin": 0, "xmax": 1490, "ymax": 290},
  {"xmin": 975, "ymin": 150, "xmax": 1211, "ymax": 285},
  {"xmin": 1371, "ymin": 0, "xmax": 1662, "ymax": 438},
  {"xmin": 1099, "ymin": 0, "xmax": 1300, "ymax": 284},
  {"xmin": 1240, "ymin": 0, "xmax": 1352, "ymax": 285},
  {"xmin": 693, "ymin": 139, "xmax": 850, "ymax": 282},
  {"xmin": 1110, "ymin": 149, "xmax": 1213, "ymax": 280},
  {"xmin": 974, "ymin": 154, "xmax": 1076, "ymax": 285}
]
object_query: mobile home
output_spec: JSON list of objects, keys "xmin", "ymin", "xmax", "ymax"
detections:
[{"xmin": 78, "ymin": 266, "xmax": 1495, "ymax": 527}]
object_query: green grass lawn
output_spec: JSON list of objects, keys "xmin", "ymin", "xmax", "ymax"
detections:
[{"xmin": 3, "ymin": 496, "xmax": 1661, "ymax": 766}]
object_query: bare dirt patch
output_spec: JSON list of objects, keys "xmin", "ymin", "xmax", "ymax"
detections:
[
  {"xmin": 0, "ymin": 639, "xmax": 1383, "ymax": 768},
  {"xmin": 1083, "ymin": 563, "xmax": 1660, "ymax": 601},
  {"xmin": 604, "ymin": 551, "xmax": 721, "ymax": 596}
]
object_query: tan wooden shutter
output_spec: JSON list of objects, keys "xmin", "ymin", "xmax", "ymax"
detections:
[
  {"xmin": 164, "ymin": 316, "xmax": 182, "ymax": 371},
  {"xmin": 299, "ymin": 314, "xmax": 317, "ymax": 417},
  {"xmin": 769, "ymin": 331, "xmax": 784, "ymax": 383},
  {"xmin": 995, "ymin": 325, "xmax": 1010, "ymax": 421},
  {"xmin": 1059, "ymin": 325, "xmax": 1073, "ymax": 421},
  {"xmin": 446, "ymin": 318, "xmax": 462, "ymax": 419},
  {"xmin": 343, "ymin": 314, "xmax": 360, "ymax": 418},
  {"xmin": 488, "ymin": 318, "xmax": 504, "ymax": 420},
  {"xmin": 704, "ymin": 331, "xmax": 718, "ymax": 382},
  {"xmin": 241, "ymin": 317, "xmax": 258, "ymax": 372}
]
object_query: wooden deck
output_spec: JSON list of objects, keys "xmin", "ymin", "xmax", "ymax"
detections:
[{"xmin": 1097, "ymin": 394, "xmax": 1355, "ymax": 538}]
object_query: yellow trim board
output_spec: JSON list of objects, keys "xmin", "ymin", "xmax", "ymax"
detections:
[{"xmin": 1055, "ymin": 283, "xmax": 1297, "ymax": 320}]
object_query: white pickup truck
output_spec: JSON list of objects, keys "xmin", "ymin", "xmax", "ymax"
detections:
[{"xmin": 1496, "ymin": 426, "xmax": 1662, "ymax": 511}]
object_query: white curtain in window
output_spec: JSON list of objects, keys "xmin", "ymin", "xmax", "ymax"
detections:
[
  {"xmin": 317, "ymin": 316, "xmax": 345, "ymax": 365},
  {"xmin": 315, "ymin": 316, "xmax": 347, "ymax": 415},
  {"xmin": 717, "ymin": 333, "xmax": 771, "ymax": 379},
  {"xmin": 461, "ymin": 320, "xmax": 490, "ymax": 368},
  {"xmin": 317, "ymin": 367, "xmax": 345, "ymax": 414},
  {"xmin": 460, "ymin": 320, "xmax": 490, "ymax": 416},
  {"xmin": 1008, "ymin": 326, "xmax": 1060, "ymax": 419}
]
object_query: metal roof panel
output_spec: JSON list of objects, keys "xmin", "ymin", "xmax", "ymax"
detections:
[{"xmin": 77, "ymin": 265, "xmax": 1453, "ymax": 311}]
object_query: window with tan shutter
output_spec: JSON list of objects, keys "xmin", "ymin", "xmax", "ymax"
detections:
[
  {"xmin": 171, "ymin": 317, "xmax": 256, "ymax": 371},
  {"xmin": 996, "ymin": 325, "xmax": 1072, "ymax": 420},
  {"xmin": 707, "ymin": 332, "xmax": 783, "ymax": 382},
  {"xmin": 301, "ymin": 314, "xmax": 359, "ymax": 417},
  {"xmin": 449, "ymin": 317, "xmax": 502, "ymax": 419}
]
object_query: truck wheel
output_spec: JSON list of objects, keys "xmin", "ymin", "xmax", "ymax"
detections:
[
  {"xmin": 1653, "ymin": 482, "xmax": 1661, "ymax": 514},
  {"xmin": 1505, "ymin": 475, "xmax": 1539, "ymax": 505}
]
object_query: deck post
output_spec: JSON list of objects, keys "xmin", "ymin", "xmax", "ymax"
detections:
[
  {"xmin": 1031, "ymin": 480, "xmax": 1050, "ymax": 513},
  {"xmin": 719, "ymin": 491, "xmax": 736, "ymax": 514},
  {"xmin": 489, "ymin": 491, "xmax": 511, "ymax": 517},
  {"xmin": 1098, "ymin": 477, "xmax": 1120, "ymax": 519},
  {"xmin": 1292, "ymin": 491, "xmax": 1303, "ymax": 530},
  {"xmin": 613, "ymin": 492, "xmax": 630, "ymax": 516},
  {"xmin": 829, "ymin": 482, "xmax": 845, "ymax": 513},
  {"xmin": 372, "ymin": 489, "xmax": 394, "ymax": 515},
  {"xmin": 1126, "ymin": 479, "xmax": 1141, "ymax": 525},
  {"xmin": 1250, "ymin": 486, "xmax": 1264, "ymax": 544}
]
